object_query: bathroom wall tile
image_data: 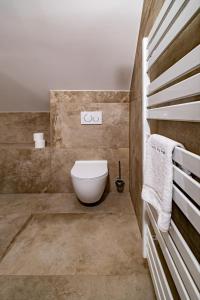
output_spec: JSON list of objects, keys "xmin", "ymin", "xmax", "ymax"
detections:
[
  {"xmin": 0, "ymin": 147, "xmax": 51, "ymax": 193},
  {"xmin": 49, "ymin": 148, "xmax": 129, "ymax": 193},
  {"xmin": 0, "ymin": 112, "xmax": 50, "ymax": 145},
  {"xmin": 51, "ymin": 100, "xmax": 128, "ymax": 148},
  {"xmin": 49, "ymin": 90, "xmax": 129, "ymax": 193},
  {"xmin": 48, "ymin": 148, "xmax": 75, "ymax": 193},
  {"xmin": 0, "ymin": 91, "xmax": 129, "ymax": 193},
  {"xmin": 50, "ymin": 90, "xmax": 129, "ymax": 104},
  {"xmin": 129, "ymin": 99, "xmax": 143, "ymax": 229}
]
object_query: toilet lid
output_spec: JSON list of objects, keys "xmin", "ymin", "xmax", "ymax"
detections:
[{"xmin": 71, "ymin": 160, "xmax": 108, "ymax": 179}]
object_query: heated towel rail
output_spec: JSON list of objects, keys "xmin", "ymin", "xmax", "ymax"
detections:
[{"xmin": 142, "ymin": 1, "xmax": 200, "ymax": 299}]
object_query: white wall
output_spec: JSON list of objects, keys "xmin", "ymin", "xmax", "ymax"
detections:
[{"xmin": 0, "ymin": 0, "xmax": 143, "ymax": 111}]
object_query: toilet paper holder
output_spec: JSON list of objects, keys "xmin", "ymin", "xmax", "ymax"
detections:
[{"xmin": 33, "ymin": 132, "xmax": 45, "ymax": 149}]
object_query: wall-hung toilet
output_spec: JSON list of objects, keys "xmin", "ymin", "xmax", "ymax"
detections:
[{"xmin": 71, "ymin": 160, "xmax": 108, "ymax": 205}]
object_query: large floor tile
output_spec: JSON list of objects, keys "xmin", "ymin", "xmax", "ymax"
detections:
[
  {"xmin": 0, "ymin": 213, "xmax": 144, "ymax": 276},
  {"xmin": 0, "ymin": 214, "xmax": 30, "ymax": 259},
  {"xmin": 0, "ymin": 274, "xmax": 155, "ymax": 300}
]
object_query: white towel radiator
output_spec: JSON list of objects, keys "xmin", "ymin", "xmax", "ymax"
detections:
[{"xmin": 142, "ymin": 1, "xmax": 200, "ymax": 299}]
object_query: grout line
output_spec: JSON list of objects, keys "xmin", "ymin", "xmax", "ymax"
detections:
[
  {"xmin": 0, "ymin": 214, "xmax": 33, "ymax": 264},
  {"xmin": 0, "ymin": 271, "xmax": 150, "ymax": 278}
]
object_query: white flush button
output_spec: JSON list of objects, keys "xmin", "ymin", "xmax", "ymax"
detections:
[{"xmin": 81, "ymin": 111, "xmax": 102, "ymax": 125}]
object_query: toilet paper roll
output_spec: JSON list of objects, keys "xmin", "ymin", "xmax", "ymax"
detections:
[
  {"xmin": 35, "ymin": 139, "xmax": 45, "ymax": 149},
  {"xmin": 33, "ymin": 132, "xmax": 44, "ymax": 141}
]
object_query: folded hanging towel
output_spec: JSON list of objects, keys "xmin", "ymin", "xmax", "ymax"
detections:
[{"xmin": 142, "ymin": 134, "xmax": 184, "ymax": 232}]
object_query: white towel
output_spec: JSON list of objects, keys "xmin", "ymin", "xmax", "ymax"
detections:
[{"xmin": 142, "ymin": 134, "xmax": 184, "ymax": 232}]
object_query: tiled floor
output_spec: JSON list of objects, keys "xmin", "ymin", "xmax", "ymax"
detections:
[{"xmin": 0, "ymin": 193, "xmax": 155, "ymax": 299}]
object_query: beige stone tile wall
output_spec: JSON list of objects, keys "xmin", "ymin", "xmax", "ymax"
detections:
[
  {"xmin": 50, "ymin": 91, "xmax": 129, "ymax": 192},
  {"xmin": 0, "ymin": 112, "xmax": 50, "ymax": 193},
  {"xmin": 0, "ymin": 112, "xmax": 50, "ymax": 145},
  {"xmin": 0, "ymin": 91, "xmax": 129, "ymax": 193},
  {"xmin": 0, "ymin": 148, "xmax": 51, "ymax": 193}
]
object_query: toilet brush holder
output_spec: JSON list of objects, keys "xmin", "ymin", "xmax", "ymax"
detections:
[
  {"xmin": 115, "ymin": 161, "xmax": 125, "ymax": 193},
  {"xmin": 115, "ymin": 178, "xmax": 125, "ymax": 193}
]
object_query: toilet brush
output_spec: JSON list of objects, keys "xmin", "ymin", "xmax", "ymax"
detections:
[{"xmin": 115, "ymin": 161, "xmax": 125, "ymax": 193}]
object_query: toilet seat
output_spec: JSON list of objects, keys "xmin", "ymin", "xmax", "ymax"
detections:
[{"xmin": 71, "ymin": 160, "xmax": 108, "ymax": 180}]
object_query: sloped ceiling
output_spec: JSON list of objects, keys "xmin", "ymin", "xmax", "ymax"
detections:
[{"xmin": 0, "ymin": 0, "xmax": 143, "ymax": 111}]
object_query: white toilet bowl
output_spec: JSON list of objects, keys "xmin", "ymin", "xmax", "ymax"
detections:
[{"xmin": 71, "ymin": 160, "xmax": 108, "ymax": 204}]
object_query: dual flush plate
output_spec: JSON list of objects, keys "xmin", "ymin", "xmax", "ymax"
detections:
[{"xmin": 81, "ymin": 111, "xmax": 102, "ymax": 125}]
